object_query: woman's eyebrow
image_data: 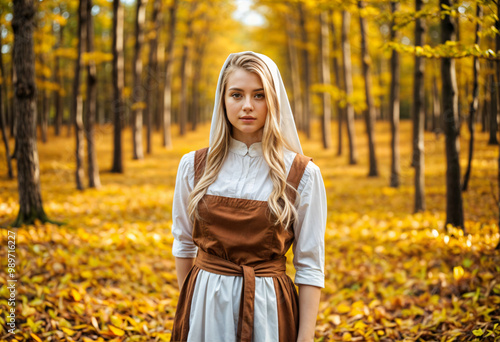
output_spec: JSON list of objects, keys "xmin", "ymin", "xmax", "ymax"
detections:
[{"xmin": 227, "ymin": 87, "xmax": 264, "ymax": 92}]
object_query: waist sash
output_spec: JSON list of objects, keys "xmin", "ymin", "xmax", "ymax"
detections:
[{"xmin": 195, "ymin": 249, "xmax": 287, "ymax": 342}]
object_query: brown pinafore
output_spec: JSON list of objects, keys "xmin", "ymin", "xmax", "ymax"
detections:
[{"xmin": 171, "ymin": 147, "xmax": 312, "ymax": 342}]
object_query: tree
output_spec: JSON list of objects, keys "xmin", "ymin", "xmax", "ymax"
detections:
[
  {"xmin": 440, "ymin": 0, "xmax": 464, "ymax": 230},
  {"xmin": 0, "ymin": 31, "xmax": 13, "ymax": 179},
  {"xmin": 389, "ymin": 0, "xmax": 400, "ymax": 188},
  {"xmin": 132, "ymin": 0, "xmax": 146, "ymax": 160},
  {"xmin": 319, "ymin": 10, "xmax": 331, "ymax": 149},
  {"xmin": 72, "ymin": 0, "xmax": 88, "ymax": 190},
  {"xmin": 329, "ymin": 9, "xmax": 344, "ymax": 157},
  {"xmin": 111, "ymin": 0, "xmax": 124, "ymax": 173},
  {"xmin": 179, "ymin": 1, "xmax": 197, "ymax": 136},
  {"xmin": 11, "ymin": 0, "xmax": 51, "ymax": 226},
  {"xmin": 285, "ymin": 8, "xmax": 303, "ymax": 131},
  {"xmin": 145, "ymin": 0, "xmax": 163, "ymax": 154},
  {"xmin": 0, "ymin": 24, "xmax": 11, "ymax": 142},
  {"xmin": 432, "ymin": 66, "xmax": 441, "ymax": 135},
  {"xmin": 496, "ymin": 1, "xmax": 500, "ymax": 250},
  {"xmin": 86, "ymin": 0, "xmax": 101, "ymax": 189},
  {"xmin": 358, "ymin": 0, "xmax": 378, "ymax": 176},
  {"xmin": 53, "ymin": 22, "xmax": 64, "ymax": 137},
  {"xmin": 162, "ymin": 0, "xmax": 178, "ymax": 148},
  {"xmin": 298, "ymin": 2, "xmax": 311, "ymax": 138},
  {"xmin": 462, "ymin": 3, "xmax": 482, "ymax": 192},
  {"xmin": 190, "ymin": 10, "xmax": 210, "ymax": 131},
  {"xmin": 341, "ymin": 9, "xmax": 357, "ymax": 165},
  {"xmin": 39, "ymin": 51, "xmax": 48, "ymax": 143},
  {"xmin": 413, "ymin": 0, "xmax": 425, "ymax": 212}
]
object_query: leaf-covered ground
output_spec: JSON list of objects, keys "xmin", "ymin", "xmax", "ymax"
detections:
[{"xmin": 0, "ymin": 121, "xmax": 499, "ymax": 342}]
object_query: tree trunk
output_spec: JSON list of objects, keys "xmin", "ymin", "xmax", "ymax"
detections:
[
  {"xmin": 190, "ymin": 18, "xmax": 209, "ymax": 131},
  {"xmin": 377, "ymin": 58, "xmax": 385, "ymax": 121},
  {"xmin": 462, "ymin": 4, "xmax": 482, "ymax": 192},
  {"xmin": 389, "ymin": 1, "xmax": 400, "ymax": 188},
  {"xmin": 11, "ymin": 0, "xmax": 50, "ymax": 226},
  {"xmin": 0, "ymin": 32, "xmax": 11, "ymax": 141},
  {"xmin": 358, "ymin": 1, "xmax": 378, "ymax": 177},
  {"xmin": 496, "ymin": 2, "xmax": 500, "ymax": 249},
  {"xmin": 329, "ymin": 10, "xmax": 344, "ymax": 156},
  {"xmin": 162, "ymin": 0, "xmax": 177, "ymax": 148},
  {"xmin": 179, "ymin": 1, "xmax": 197, "ymax": 136},
  {"xmin": 455, "ymin": 14, "xmax": 462, "ymax": 138},
  {"xmin": 489, "ymin": 61, "xmax": 499, "ymax": 144},
  {"xmin": 39, "ymin": 50, "xmax": 49, "ymax": 144},
  {"xmin": 481, "ymin": 73, "xmax": 488, "ymax": 133},
  {"xmin": 342, "ymin": 10, "xmax": 357, "ymax": 165},
  {"xmin": 111, "ymin": 0, "xmax": 124, "ymax": 173},
  {"xmin": 285, "ymin": 9, "xmax": 303, "ymax": 130},
  {"xmin": 86, "ymin": 0, "xmax": 101, "ymax": 189},
  {"xmin": 73, "ymin": 0, "xmax": 88, "ymax": 190},
  {"xmin": 441, "ymin": 0, "xmax": 464, "ymax": 230},
  {"xmin": 432, "ymin": 73, "xmax": 441, "ymax": 135},
  {"xmin": 54, "ymin": 22, "xmax": 63, "ymax": 136},
  {"xmin": 10, "ymin": 47, "xmax": 17, "ymax": 140},
  {"xmin": 490, "ymin": 64, "xmax": 497, "ymax": 142},
  {"xmin": 0, "ymin": 32, "xmax": 13, "ymax": 179},
  {"xmin": 413, "ymin": 0, "xmax": 425, "ymax": 211},
  {"xmin": 131, "ymin": 0, "xmax": 146, "ymax": 160},
  {"xmin": 145, "ymin": 0, "xmax": 162, "ymax": 154},
  {"xmin": 298, "ymin": 2, "xmax": 311, "ymax": 138},
  {"xmin": 0, "ymin": 74, "xmax": 13, "ymax": 179},
  {"xmin": 319, "ymin": 11, "xmax": 331, "ymax": 149}
]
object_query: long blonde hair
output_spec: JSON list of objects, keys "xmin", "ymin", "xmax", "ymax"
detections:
[{"xmin": 187, "ymin": 53, "xmax": 298, "ymax": 229}]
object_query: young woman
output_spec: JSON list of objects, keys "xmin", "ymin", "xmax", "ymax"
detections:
[{"xmin": 170, "ymin": 51, "xmax": 327, "ymax": 342}]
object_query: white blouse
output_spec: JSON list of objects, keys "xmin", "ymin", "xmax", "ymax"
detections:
[{"xmin": 171, "ymin": 137, "xmax": 327, "ymax": 342}]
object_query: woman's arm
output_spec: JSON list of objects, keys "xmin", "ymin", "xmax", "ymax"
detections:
[
  {"xmin": 175, "ymin": 257, "xmax": 195, "ymax": 288},
  {"xmin": 296, "ymin": 284, "xmax": 322, "ymax": 342}
]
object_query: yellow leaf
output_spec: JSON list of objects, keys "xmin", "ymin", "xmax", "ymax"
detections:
[
  {"xmin": 30, "ymin": 333, "xmax": 42, "ymax": 342},
  {"xmin": 108, "ymin": 324, "xmax": 125, "ymax": 337},
  {"xmin": 61, "ymin": 327, "xmax": 76, "ymax": 336},
  {"xmin": 473, "ymin": 328, "xmax": 483, "ymax": 336},
  {"xmin": 71, "ymin": 288, "xmax": 82, "ymax": 301},
  {"xmin": 337, "ymin": 302, "xmax": 351, "ymax": 314},
  {"xmin": 453, "ymin": 266, "xmax": 464, "ymax": 281},
  {"xmin": 342, "ymin": 332, "xmax": 353, "ymax": 341}
]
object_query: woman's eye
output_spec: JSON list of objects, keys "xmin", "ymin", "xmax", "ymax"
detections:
[
  {"xmin": 231, "ymin": 93, "xmax": 241, "ymax": 98},
  {"xmin": 255, "ymin": 93, "xmax": 265, "ymax": 99}
]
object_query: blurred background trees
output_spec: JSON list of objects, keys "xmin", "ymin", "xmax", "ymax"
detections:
[{"xmin": 0, "ymin": 0, "xmax": 499, "ymax": 235}]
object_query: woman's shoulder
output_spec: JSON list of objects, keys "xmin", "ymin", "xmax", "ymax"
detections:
[
  {"xmin": 283, "ymin": 149, "xmax": 320, "ymax": 174},
  {"xmin": 177, "ymin": 150, "xmax": 197, "ymax": 175},
  {"xmin": 283, "ymin": 148, "xmax": 322, "ymax": 193}
]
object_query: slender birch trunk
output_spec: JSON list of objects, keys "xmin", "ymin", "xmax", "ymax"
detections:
[
  {"xmin": 441, "ymin": 0, "xmax": 464, "ymax": 230},
  {"xmin": 389, "ymin": 1, "xmax": 400, "ymax": 188}
]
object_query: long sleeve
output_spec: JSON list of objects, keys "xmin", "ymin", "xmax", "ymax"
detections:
[
  {"xmin": 171, "ymin": 151, "xmax": 198, "ymax": 258},
  {"xmin": 292, "ymin": 161, "xmax": 327, "ymax": 288}
]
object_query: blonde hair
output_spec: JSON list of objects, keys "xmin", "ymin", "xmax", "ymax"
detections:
[{"xmin": 187, "ymin": 52, "xmax": 299, "ymax": 229}]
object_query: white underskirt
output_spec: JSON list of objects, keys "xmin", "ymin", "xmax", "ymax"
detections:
[{"xmin": 187, "ymin": 269, "xmax": 279, "ymax": 342}]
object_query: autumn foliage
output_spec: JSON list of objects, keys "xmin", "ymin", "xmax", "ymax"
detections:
[{"xmin": 0, "ymin": 121, "xmax": 498, "ymax": 341}]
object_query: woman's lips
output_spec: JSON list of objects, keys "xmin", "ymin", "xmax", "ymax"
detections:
[{"xmin": 240, "ymin": 116, "xmax": 256, "ymax": 122}]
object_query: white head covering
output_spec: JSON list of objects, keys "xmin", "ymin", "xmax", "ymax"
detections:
[{"xmin": 208, "ymin": 51, "xmax": 303, "ymax": 155}]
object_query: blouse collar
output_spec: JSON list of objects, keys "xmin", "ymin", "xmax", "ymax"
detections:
[{"xmin": 229, "ymin": 137, "xmax": 263, "ymax": 157}]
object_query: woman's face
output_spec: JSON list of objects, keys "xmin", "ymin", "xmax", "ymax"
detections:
[{"xmin": 224, "ymin": 68, "xmax": 268, "ymax": 146}]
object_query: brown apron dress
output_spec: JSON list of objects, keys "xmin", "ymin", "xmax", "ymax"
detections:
[{"xmin": 171, "ymin": 147, "xmax": 312, "ymax": 342}]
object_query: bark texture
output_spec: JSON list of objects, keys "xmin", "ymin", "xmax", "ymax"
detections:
[
  {"xmin": 12, "ymin": 0, "xmax": 50, "ymax": 226},
  {"xmin": 440, "ymin": 0, "xmax": 464, "ymax": 230},
  {"xmin": 389, "ymin": 1, "xmax": 400, "ymax": 188}
]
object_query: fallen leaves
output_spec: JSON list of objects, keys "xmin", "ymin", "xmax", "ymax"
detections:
[{"xmin": 0, "ymin": 122, "xmax": 498, "ymax": 341}]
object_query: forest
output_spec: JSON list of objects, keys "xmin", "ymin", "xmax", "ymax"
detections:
[{"xmin": 0, "ymin": 0, "xmax": 499, "ymax": 341}]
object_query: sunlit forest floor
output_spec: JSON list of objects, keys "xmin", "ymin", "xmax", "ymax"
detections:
[{"xmin": 0, "ymin": 119, "xmax": 499, "ymax": 341}]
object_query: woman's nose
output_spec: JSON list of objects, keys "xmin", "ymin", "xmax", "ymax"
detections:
[{"xmin": 242, "ymin": 96, "xmax": 253, "ymax": 112}]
